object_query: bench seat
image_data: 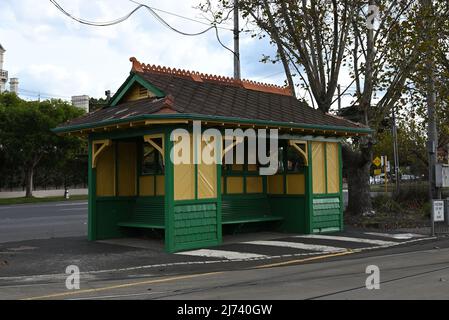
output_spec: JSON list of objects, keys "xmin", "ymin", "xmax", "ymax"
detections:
[
  {"xmin": 117, "ymin": 197, "xmax": 165, "ymax": 230},
  {"xmin": 222, "ymin": 215, "xmax": 283, "ymax": 225},
  {"xmin": 221, "ymin": 195, "xmax": 283, "ymax": 225},
  {"xmin": 117, "ymin": 221, "xmax": 164, "ymax": 229}
]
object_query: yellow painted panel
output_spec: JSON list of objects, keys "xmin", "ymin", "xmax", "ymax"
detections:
[
  {"xmin": 231, "ymin": 164, "xmax": 243, "ymax": 171},
  {"xmin": 227, "ymin": 177, "xmax": 244, "ymax": 194},
  {"xmin": 326, "ymin": 142, "xmax": 340, "ymax": 194},
  {"xmin": 312, "ymin": 142, "xmax": 326, "ymax": 194},
  {"xmin": 246, "ymin": 176, "xmax": 263, "ymax": 193},
  {"xmin": 247, "ymin": 164, "xmax": 258, "ymax": 172},
  {"xmin": 96, "ymin": 145, "xmax": 115, "ymax": 196},
  {"xmin": 156, "ymin": 175, "xmax": 165, "ymax": 196},
  {"xmin": 198, "ymin": 141, "xmax": 217, "ymax": 199},
  {"xmin": 268, "ymin": 175, "xmax": 284, "ymax": 194},
  {"xmin": 139, "ymin": 176, "xmax": 155, "ymax": 196},
  {"xmin": 198, "ymin": 164, "xmax": 217, "ymax": 199},
  {"xmin": 287, "ymin": 174, "xmax": 305, "ymax": 195},
  {"xmin": 122, "ymin": 83, "xmax": 156, "ymax": 102},
  {"xmin": 117, "ymin": 142, "xmax": 137, "ymax": 196},
  {"xmin": 174, "ymin": 135, "xmax": 195, "ymax": 200}
]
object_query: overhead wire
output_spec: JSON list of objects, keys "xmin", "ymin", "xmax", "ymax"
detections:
[{"xmin": 49, "ymin": 0, "xmax": 237, "ymax": 57}]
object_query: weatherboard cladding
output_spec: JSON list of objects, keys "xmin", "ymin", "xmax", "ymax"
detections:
[{"xmin": 56, "ymin": 68, "xmax": 367, "ymax": 132}]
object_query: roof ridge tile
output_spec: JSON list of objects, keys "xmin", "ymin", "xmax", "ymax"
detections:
[{"xmin": 129, "ymin": 56, "xmax": 292, "ymax": 96}]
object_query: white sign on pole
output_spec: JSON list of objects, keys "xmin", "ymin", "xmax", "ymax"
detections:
[
  {"xmin": 433, "ymin": 200, "xmax": 445, "ymax": 222},
  {"xmin": 386, "ymin": 161, "xmax": 390, "ymax": 173}
]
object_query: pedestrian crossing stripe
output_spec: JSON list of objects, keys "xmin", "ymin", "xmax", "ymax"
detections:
[
  {"xmin": 176, "ymin": 233, "xmax": 430, "ymax": 261},
  {"xmin": 294, "ymin": 234, "xmax": 397, "ymax": 246},
  {"xmin": 177, "ymin": 249, "xmax": 267, "ymax": 260},
  {"xmin": 243, "ymin": 240, "xmax": 347, "ymax": 253},
  {"xmin": 364, "ymin": 232, "xmax": 425, "ymax": 240}
]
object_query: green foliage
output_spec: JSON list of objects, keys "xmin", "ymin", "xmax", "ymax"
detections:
[
  {"xmin": 372, "ymin": 194, "xmax": 403, "ymax": 214},
  {"xmin": 0, "ymin": 92, "xmax": 87, "ymax": 193},
  {"xmin": 372, "ymin": 183, "xmax": 429, "ymax": 217}
]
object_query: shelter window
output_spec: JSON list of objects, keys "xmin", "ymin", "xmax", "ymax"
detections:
[
  {"xmin": 142, "ymin": 139, "xmax": 164, "ymax": 175},
  {"xmin": 287, "ymin": 145, "xmax": 306, "ymax": 172}
]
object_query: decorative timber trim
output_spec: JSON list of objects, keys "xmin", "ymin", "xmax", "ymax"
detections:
[
  {"xmin": 130, "ymin": 57, "xmax": 292, "ymax": 96},
  {"xmin": 289, "ymin": 140, "xmax": 309, "ymax": 166},
  {"xmin": 144, "ymin": 134, "xmax": 165, "ymax": 163},
  {"xmin": 92, "ymin": 139, "xmax": 112, "ymax": 168}
]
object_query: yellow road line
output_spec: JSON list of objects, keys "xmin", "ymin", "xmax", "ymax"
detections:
[
  {"xmin": 254, "ymin": 250, "xmax": 354, "ymax": 269},
  {"xmin": 22, "ymin": 271, "xmax": 223, "ymax": 300}
]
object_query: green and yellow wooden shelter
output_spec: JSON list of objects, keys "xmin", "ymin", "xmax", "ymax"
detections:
[{"xmin": 54, "ymin": 57, "xmax": 371, "ymax": 253}]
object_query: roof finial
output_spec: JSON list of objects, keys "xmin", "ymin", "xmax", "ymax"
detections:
[{"xmin": 129, "ymin": 57, "xmax": 143, "ymax": 72}]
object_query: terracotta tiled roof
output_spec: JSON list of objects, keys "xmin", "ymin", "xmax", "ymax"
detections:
[
  {"xmin": 130, "ymin": 57, "xmax": 293, "ymax": 96},
  {"xmin": 56, "ymin": 57, "xmax": 370, "ymax": 133}
]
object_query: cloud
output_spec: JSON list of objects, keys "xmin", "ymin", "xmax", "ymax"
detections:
[{"xmin": 0, "ymin": 0, "xmax": 299, "ymax": 105}]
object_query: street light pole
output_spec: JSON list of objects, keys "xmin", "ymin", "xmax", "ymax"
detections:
[
  {"xmin": 421, "ymin": 0, "xmax": 438, "ymax": 236},
  {"xmin": 392, "ymin": 105, "xmax": 400, "ymax": 193},
  {"xmin": 233, "ymin": 0, "xmax": 241, "ymax": 80}
]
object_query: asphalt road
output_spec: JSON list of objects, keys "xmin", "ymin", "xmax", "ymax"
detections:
[
  {"xmin": 0, "ymin": 195, "xmax": 346, "ymax": 245},
  {"xmin": 0, "ymin": 201, "xmax": 87, "ymax": 243},
  {"xmin": 2, "ymin": 242, "xmax": 448, "ymax": 300},
  {"xmin": 1, "ymin": 199, "xmax": 447, "ymax": 300}
]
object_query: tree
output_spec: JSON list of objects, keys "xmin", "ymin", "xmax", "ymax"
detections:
[
  {"xmin": 199, "ymin": 0, "xmax": 449, "ymax": 215},
  {"xmin": 0, "ymin": 93, "xmax": 85, "ymax": 197}
]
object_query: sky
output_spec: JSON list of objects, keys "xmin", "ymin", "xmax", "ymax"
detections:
[{"xmin": 0, "ymin": 0, "xmax": 286, "ymax": 101}]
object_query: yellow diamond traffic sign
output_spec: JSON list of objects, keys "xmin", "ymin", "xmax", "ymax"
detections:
[{"xmin": 373, "ymin": 156, "xmax": 381, "ymax": 167}]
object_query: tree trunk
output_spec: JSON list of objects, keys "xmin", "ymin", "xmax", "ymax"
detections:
[
  {"xmin": 343, "ymin": 141, "xmax": 373, "ymax": 216},
  {"xmin": 25, "ymin": 166, "xmax": 34, "ymax": 198}
]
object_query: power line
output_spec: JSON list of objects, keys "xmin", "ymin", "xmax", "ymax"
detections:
[
  {"xmin": 129, "ymin": 0, "xmax": 233, "ymax": 31},
  {"xmin": 254, "ymin": 70, "xmax": 285, "ymax": 81},
  {"xmin": 49, "ymin": 0, "xmax": 237, "ymax": 60},
  {"xmin": 18, "ymin": 89, "xmax": 71, "ymax": 100},
  {"xmin": 50, "ymin": 0, "xmax": 222, "ymax": 36}
]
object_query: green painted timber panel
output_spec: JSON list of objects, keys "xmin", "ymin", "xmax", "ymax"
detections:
[
  {"xmin": 311, "ymin": 197, "xmax": 342, "ymax": 232},
  {"xmin": 118, "ymin": 196, "xmax": 165, "ymax": 228},
  {"xmin": 269, "ymin": 195, "xmax": 306, "ymax": 233},
  {"xmin": 173, "ymin": 203, "xmax": 219, "ymax": 250},
  {"xmin": 95, "ymin": 197, "xmax": 134, "ymax": 239},
  {"xmin": 222, "ymin": 195, "xmax": 277, "ymax": 223}
]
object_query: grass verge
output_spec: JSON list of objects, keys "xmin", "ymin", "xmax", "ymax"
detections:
[{"xmin": 0, "ymin": 195, "xmax": 88, "ymax": 206}]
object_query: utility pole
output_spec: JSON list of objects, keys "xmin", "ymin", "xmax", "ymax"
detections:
[
  {"xmin": 233, "ymin": 0, "xmax": 241, "ymax": 80},
  {"xmin": 392, "ymin": 105, "xmax": 400, "ymax": 193},
  {"xmin": 421, "ymin": 0, "xmax": 439, "ymax": 236}
]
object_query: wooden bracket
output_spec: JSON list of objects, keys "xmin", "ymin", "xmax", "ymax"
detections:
[
  {"xmin": 144, "ymin": 134, "xmax": 165, "ymax": 162},
  {"xmin": 92, "ymin": 139, "xmax": 112, "ymax": 168},
  {"xmin": 289, "ymin": 140, "xmax": 309, "ymax": 166}
]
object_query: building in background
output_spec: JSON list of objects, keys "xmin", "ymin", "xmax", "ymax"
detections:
[
  {"xmin": 0, "ymin": 43, "xmax": 19, "ymax": 95},
  {"xmin": 9, "ymin": 77, "xmax": 19, "ymax": 94},
  {"xmin": 0, "ymin": 43, "xmax": 8, "ymax": 93},
  {"xmin": 71, "ymin": 95, "xmax": 90, "ymax": 112}
]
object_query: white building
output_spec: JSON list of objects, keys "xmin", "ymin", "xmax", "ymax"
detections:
[
  {"xmin": 71, "ymin": 95, "xmax": 90, "ymax": 112},
  {"xmin": 0, "ymin": 43, "xmax": 8, "ymax": 93},
  {"xmin": 0, "ymin": 43, "xmax": 19, "ymax": 95}
]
